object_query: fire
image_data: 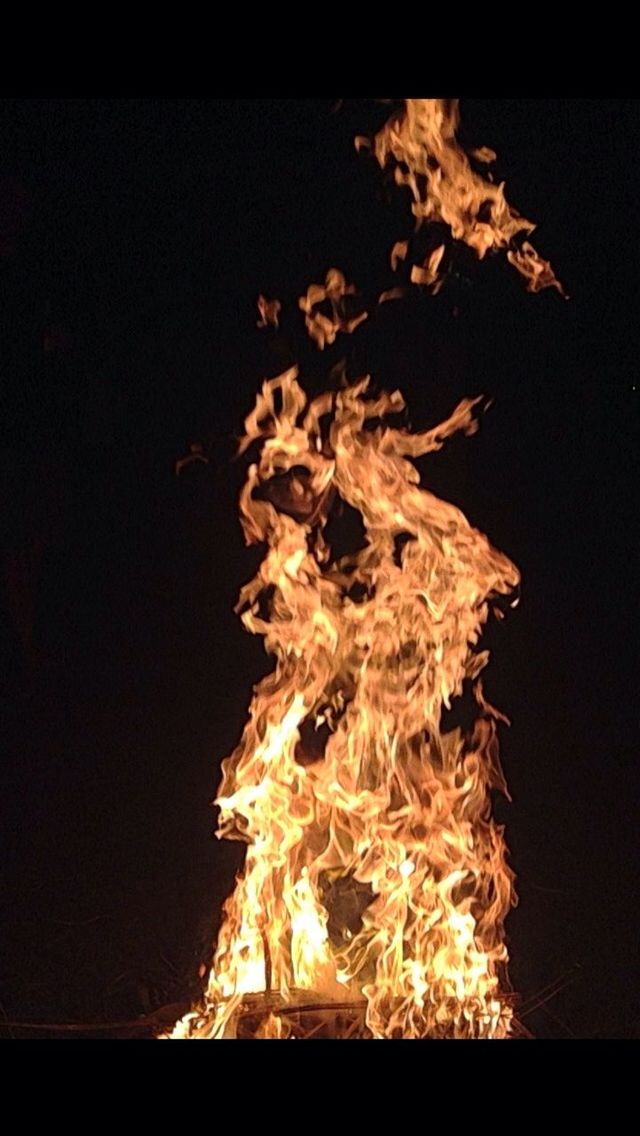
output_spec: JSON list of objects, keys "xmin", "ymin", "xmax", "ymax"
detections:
[
  {"xmin": 299, "ymin": 268, "xmax": 368, "ymax": 349},
  {"xmin": 256, "ymin": 295, "xmax": 281, "ymax": 329},
  {"xmin": 167, "ymin": 99, "xmax": 560, "ymax": 1039},
  {"xmin": 170, "ymin": 373, "xmax": 518, "ymax": 1040},
  {"xmin": 358, "ymin": 98, "xmax": 564, "ymax": 296}
]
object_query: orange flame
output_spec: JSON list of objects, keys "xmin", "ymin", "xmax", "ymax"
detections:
[
  {"xmin": 358, "ymin": 98, "xmax": 564, "ymax": 295},
  {"xmin": 257, "ymin": 295, "xmax": 282, "ymax": 329},
  {"xmin": 168, "ymin": 370, "xmax": 518, "ymax": 1039},
  {"xmin": 166, "ymin": 97, "xmax": 559, "ymax": 1040},
  {"xmin": 299, "ymin": 268, "xmax": 368, "ymax": 349}
]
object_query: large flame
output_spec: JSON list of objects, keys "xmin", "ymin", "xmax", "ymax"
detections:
[
  {"xmin": 167, "ymin": 97, "xmax": 559, "ymax": 1039},
  {"xmin": 169, "ymin": 371, "xmax": 518, "ymax": 1039}
]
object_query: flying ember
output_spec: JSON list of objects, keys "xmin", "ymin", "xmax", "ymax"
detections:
[{"xmin": 166, "ymin": 98, "xmax": 561, "ymax": 1040}]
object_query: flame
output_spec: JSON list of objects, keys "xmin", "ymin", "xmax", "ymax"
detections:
[
  {"xmin": 165, "ymin": 97, "xmax": 560, "ymax": 1040},
  {"xmin": 257, "ymin": 295, "xmax": 281, "ymax": 329},
  {"xmin": 358, "ymin": 98, "xmax": 564, "ymax": 295},
  {"xmin": 168, "ymin": 370, "xmax": 518, "ymax": 1039},
  {"xmin": 299, "ymin": 268, "xmax": 368, "ymax": 349}
]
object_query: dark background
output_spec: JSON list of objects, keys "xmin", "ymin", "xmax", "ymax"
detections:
[{"xmin": 0, "ymin": 98, "xmax": 637, "ymax": 1038}]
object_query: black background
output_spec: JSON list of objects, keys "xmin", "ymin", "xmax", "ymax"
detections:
[{"xmin": 0, "ymin": 98, "xmax": 637, "ymax": 1038}]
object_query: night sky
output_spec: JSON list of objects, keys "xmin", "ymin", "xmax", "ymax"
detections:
[{"xmin": 0, "ymin": 98, "xmax": 637, "ymax": 1038}]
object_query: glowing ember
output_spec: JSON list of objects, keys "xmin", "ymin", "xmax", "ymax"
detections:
[{"xmin": 166, "ymin": 98, "xmax": 560, "ymax": 1039}]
